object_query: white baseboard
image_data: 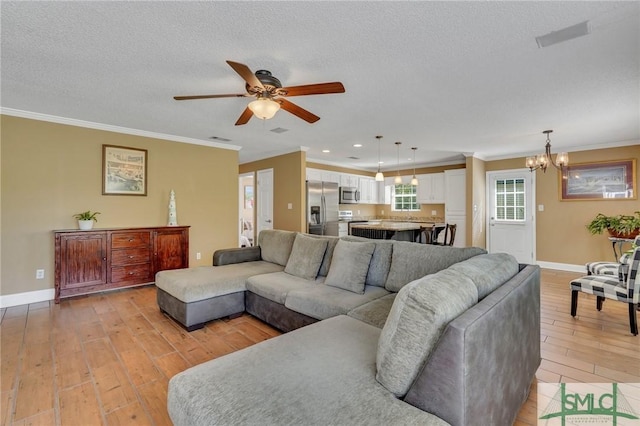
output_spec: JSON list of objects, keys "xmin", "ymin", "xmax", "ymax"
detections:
[
  {"xmin": 0, "ymin": 289, "xmax": 55, "ymax": 308},
  {"xmin": 536, "ymin": 261, "xmax": 585, "ymax": 273}
]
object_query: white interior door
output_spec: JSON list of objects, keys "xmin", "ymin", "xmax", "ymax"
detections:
[
  {"xmin": 257, "ymin": 168, "xmax": 274, "ymax": 237},
  {"xmin": 486, "ymin": 169, "xmax": 535, "ymax": 264}
]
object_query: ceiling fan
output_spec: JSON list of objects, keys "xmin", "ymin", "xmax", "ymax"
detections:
[{"xmin": 174, "ymin": 60, "xmax": 345, "ymax": 125}]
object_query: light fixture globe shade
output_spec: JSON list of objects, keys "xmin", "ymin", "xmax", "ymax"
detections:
[
  {"xmin": 375, "ymin": 171, "xmax": 384, "ymax": 182},
  {"xmin": 411, "ymin": 176, "xmax": 418, "ymax": 186},
  {"xmin": 394, "ymin": 175, "xmax": 403, "ymax": 184},
  {"xmin": 248, "ymin": 98, "xmax": 280, "ymax": 120}
]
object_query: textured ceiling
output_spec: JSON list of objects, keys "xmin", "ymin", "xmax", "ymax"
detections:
[{"xmin": 1, "ymin": 1, "xmax": 638, "ymax": 171}]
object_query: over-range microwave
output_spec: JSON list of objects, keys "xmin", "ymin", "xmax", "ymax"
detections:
[{"xmin": 339, "ymin": 186, "xmax": 360, "ymax": 204}]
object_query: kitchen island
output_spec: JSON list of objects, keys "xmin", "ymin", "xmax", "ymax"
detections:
[{"xmin": 350, "ymin": 221, "xmax": 443, "ymax": 242}]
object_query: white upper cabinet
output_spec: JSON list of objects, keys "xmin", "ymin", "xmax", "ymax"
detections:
[
  {"xmin": 358, "ymin": 177, "xmax": 379, "ymax": 204},
  {"xmin": 444, "ymin": 169, "xmax": 466, "ymax": 215},
  {"xmin": 305, "ymin": 168, "xmax": 340, "ymax": 184},
  {"xmin": 340, "ymin": 174, "xmax": 359, "ymax": 188},
  {"xmin": 416, "ymin": 173, "xmax": 445, "ymax": 204},
  {"xmin": 306, "ymin": 168, "xmax": 322, "ymax": 181}
]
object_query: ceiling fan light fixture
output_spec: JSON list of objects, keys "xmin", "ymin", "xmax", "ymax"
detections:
[{"xmin": 248, "ymin": 98, "xmax": 280, "ymax": 120}]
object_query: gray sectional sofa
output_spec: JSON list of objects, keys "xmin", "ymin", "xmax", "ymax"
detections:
[{"xmin": 157, "ymin": 229, "xmax": 541, "ymax": 426}]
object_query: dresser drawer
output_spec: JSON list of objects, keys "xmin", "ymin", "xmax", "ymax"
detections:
[
  {"xmin": 111, "ymin": 248, "xmax": 151, "ymax": 266},
  {"xmin": 111, "ymin": 264, "xmax": 152, "ymax": 282},
  {"xmin": 111, "ymin": 232, "xmax": 150, "ymax": 249}
]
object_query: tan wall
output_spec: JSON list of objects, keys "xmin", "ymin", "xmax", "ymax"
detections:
[
  {"xmin": 468, "ymin": 156, "xmax": 486, "ymax": 248},
  {"xmin": 486, "ymin": 145, "xmax": 640, "ymax": 265},
  {"xmin": 1, "ymin": 115, "xmax": 239, "ymax": 297},
  {"xmin": 240, "ymin": 151, "xmax": 306, "ymax": 232}
]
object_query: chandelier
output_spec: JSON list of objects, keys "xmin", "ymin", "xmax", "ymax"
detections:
[{"xmin": 526, "ymin": 130, "xmax": 569, "ymax": 173}]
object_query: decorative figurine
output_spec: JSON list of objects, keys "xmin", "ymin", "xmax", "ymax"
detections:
[{"xmin": 168, "ymin": 189, "xmax": 178, "ymax": 226}]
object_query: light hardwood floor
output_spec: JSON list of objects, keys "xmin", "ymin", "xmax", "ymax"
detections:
[{"xmin": 1, "ymin": 269, "xmax": 638, "ymax": 425}]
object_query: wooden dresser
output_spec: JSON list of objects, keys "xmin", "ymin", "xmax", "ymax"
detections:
[{"xmin": 54, "ymin": 226, "xmax": 189, "ymax": 303}]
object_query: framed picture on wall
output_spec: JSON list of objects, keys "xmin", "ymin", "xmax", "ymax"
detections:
[
  {"xmin": 560, "ymin": 159, "xmax": 636, "ymax": 201},
  {"xmin": 102, "ymin": 145, "xmax": 148, "ymax": 196}
]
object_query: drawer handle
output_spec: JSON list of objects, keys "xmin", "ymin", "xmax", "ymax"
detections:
[
  {"xmin": 129, "ymin": 272, "xmax": 134, "ymax": 275},
  {"xmin": 129, "ymin": 255, "xmax": 134, "ymax": 258},
  {"xmin": 128, "ymin": 239, "xmax": 134, "ymax": 242}
]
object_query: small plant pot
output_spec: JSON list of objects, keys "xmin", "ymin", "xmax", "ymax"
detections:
[
  {"xmin": 78, "ymin": 220, "xmax": 94, "ymax": 230},
  {"xmin": 607, "ymin": 229, "xmax": 640, "ymax": 239}
]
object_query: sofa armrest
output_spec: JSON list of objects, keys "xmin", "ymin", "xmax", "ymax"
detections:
[{"xmin": 213, "ymin": 246, "xmax": 261, "ymax": 266}]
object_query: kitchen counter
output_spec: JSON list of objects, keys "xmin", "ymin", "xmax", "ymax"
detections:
[{"xmin": 350, "ymin": 221, "xmax": 444, "ymax": 241}]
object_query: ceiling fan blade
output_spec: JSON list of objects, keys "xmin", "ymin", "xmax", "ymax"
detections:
[
  {"xmin": 280, "ymin": 82, "xmax": 345, "ymax": 97},
  {"xmin": 235, "ymin": 107, "xmax": 253, "ymax": 126},
  {"xmin": 226, "ymin": 60, "xmax": 265, "ymax": 91},
  {"xmin": 174, "ymin": 93, "xmax": 246, "ymax": 100},
  {"xmin": 278, "ymin": 98, "xmax": 320, "ymax": 123}
]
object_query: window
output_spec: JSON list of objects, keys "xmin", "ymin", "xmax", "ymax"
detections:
[
  {"xmin": 392, "ymin": 184, "xmax": 420, "ymax": 211},
  {"xmin": 495, "ymin": 178, "xmax": 525, "ymax": 221}
]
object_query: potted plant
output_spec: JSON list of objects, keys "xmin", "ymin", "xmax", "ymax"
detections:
[
  {"xmin": 73, "ymin": 210, "xmax": 101, "ymax": 230},
  {"xmin": 586, "ymin": 211, "xmax": 640, "ymax": 239}
]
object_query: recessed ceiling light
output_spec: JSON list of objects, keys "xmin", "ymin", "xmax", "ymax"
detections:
[
  {"xmin": 379, "ymin": 161, "xmax": 384, "ymax": 164},
  {"xmin": 353, "ymin": 144, "xmax": 362, "ymax": 148},
  {"xmin": 322, "ymin": 149, "xmax": 330, "ymax": 153}
]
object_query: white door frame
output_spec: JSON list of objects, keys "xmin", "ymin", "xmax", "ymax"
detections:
[
  {"xmin": 239, "ymin": 172, "xmax": 254, "ymax": 246},
  {"xmin": 257, "ymin": 168, "xmax": 274, "ymax": 237},
  {"xmin": 485, "ymin": 168, "xmax": 536, "ymax": 264}
]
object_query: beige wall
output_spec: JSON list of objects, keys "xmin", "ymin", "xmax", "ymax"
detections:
[
  {"xmin": 468, "ymin": 156, "xmax": 486, "ymax": 248},
  {"xmin": 486, "ymin": 145, "xmax": 640, "ymax": 265},
  {"xmin": 240, "ymin": 151, "xmax": 306, "ymax": 232},
  {"xmin": 1, "ymin": 115, "xmax": 239, "ymax": 297}
]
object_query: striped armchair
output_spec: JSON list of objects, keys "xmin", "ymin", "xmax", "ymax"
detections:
[
  {"xmin": 570, "ymin": 246, "xmax": 639, "ymax": 336},
  {"xmin": 585, "ymin": 235, "xmax": 640, "ymax": 277}
]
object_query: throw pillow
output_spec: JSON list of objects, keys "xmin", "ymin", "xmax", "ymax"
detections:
[
  {"xmin": 284, "ymin": 234, "xmax": 329, "ymax": 280},
  {"xmin": 258, "ymin": 230, "xmax": 297, "ymax": 266},
  {"xmin": 325, "ymin": 240, "xmax": 376, "ymax": 294},
  {"xmin": 376, "ymin": 268, "xmax": 479, "ymax": 398}
]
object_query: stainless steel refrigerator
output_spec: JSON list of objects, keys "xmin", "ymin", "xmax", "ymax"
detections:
[{"xmin": 307, "ymin": 181, "xmax": 339, "ymax": 236}]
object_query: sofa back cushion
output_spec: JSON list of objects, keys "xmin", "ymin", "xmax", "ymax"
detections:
[
  {"xmin": 284, "ymin": 234, "xmax": 329, "ymax": 280},
  {"xmin": 343, "ymin": 236, "xmax": 394, "ymax": 287},
  {"xmin": 447, "ymin": 253, "xmax": 519, "ymax": 299},
  {"xmin": 325, "ymin": 240, "xmax": 376, "ymax": 294},
  {"xmin": 307, "ymin": 234, "xmax": 340, "ymax": 277},
  {"xmin": 258, "ymin": 230, "xmax": 297, "ymax": 267},
  {"xmin": 384, "ymin": 242, "xmax": 486, "ymax": 292},
  {"xmin": 376, "ymin": 268, "xmax": 479, "ymax": 398}
]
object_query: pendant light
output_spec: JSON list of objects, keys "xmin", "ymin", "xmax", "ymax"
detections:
[
  {"xmin": 375, "ymin": 135, "xmax": 384, "ymax": 181},
  {"xmin": 410, "ymin": 147, "xmax": 419, "ymax": 186},
  {"xmin": 394, "ymin": 142, "xmax": 403, "ymax": 184}
]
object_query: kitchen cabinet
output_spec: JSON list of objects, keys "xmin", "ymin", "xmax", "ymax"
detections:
[
  {"xmin": 306, "ymin": 168, "xmax": 342, "ymax": 184},
  {"xmin": 358, "ymin": 177, "xmax": 379, "ymax": 204},
  {"xmin": 416, "ymin": 173, "xmax": 445, "ymax": 204},
  {"xmin": 339, "ymin": 174, "xmax": 360, "ymax": 188},
  {"xmin": 444, "ymin": 169, "xmax": 466, "ymax": 215},
  {"xmin": 444, "ymin": 169, "xmax": 466, "ymax": 247},
  {"xmin": 54, "ymin": 226, "xmax": 189, "ymax": 302}
]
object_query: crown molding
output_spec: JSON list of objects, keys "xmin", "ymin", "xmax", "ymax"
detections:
[
  {"xmin": 0, "ymin": 108, "xmax": 242, "ymax": 151},
  {"xmin": 484, "ymin": 139, "xmax": 640, "ymax": 162}
]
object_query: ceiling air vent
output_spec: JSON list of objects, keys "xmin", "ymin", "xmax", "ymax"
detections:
[
  {"xmin": 270, "ymin": 127, "xmax": 289, "ymax": 134},
  {"xmin": 536, "ymin": 21, "xmax": 590, "ymax": 48},
  {"xmin": 209, "ymin": 136, "xmax": 232, "ymax": 142}
]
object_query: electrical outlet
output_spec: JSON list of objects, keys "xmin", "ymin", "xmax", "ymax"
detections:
[
  {"xmin": 381, "ymin": 210, "xmax": 384, "ymax": 215},
  {"xmin": 431, "ymin": 210, "xmax": 437, "ymax": 215},
  {"xmin": 287, "ymin": 203, "xmax": 293, "ymax": 210},
  {"xmin": 196, "ymin": 252, "xmax": 201, "ymax": 260},
  {"xmin": 36, "ymin": 269, "xmax": 45, "ymax": 279}
]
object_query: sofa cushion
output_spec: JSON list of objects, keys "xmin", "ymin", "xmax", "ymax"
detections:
[
  {"xmin": 447, "ymin": 253, "xmax": 519, "ymax": 299},
  {"xmin": 385, "ymin": 242, "xmax": 486, "ymax": 292},
  {"xmin": 246, "ymin": 271, "xmax": 322, "ymax": 304},
  {"xmin": 325, "ymin": 240, "xmax": 375, "ymax": 294},
  {"xmin": 155, "ymin": 262, "xmax": 284, "ymax": 303},
  {"xmin": 347, "ymin": 293, "xmax": 396, "ymax": 329},
  {"xmin": 285, "ymin": 284, "xmax": 390, "ymax": 320},
  {"xmin": 284, "ymin": 234, "xmax": 328, "ymax": 280},
  {"xmin": 376, "ymin": 268, "xmax": 479, "ymax": 398},
  {"xmin": 307, "ymin": 234, "xmax": 340, "ymax": 277},
  {"xmin": 168, "ymin": 316, "xmax": 447, "ymax": 426},
  {"xmin": 258, "ymin": 229, "xmax": 297, "ymax": 266},
  {"xmin": 344, "ymin": 236, "xmax": 394, "ymax": 287}
]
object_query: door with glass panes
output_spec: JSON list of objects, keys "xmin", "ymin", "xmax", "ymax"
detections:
[{"xmin": 486, "ymin": 170, "xmax": 535, "ymax": 264}]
